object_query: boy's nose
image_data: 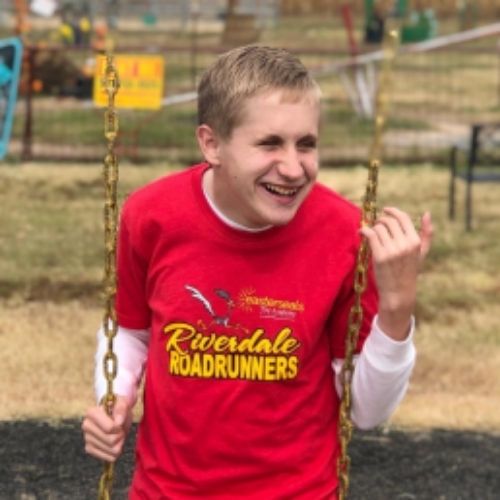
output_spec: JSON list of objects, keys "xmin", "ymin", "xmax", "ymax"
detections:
[{"xmin": 277, "ymin": 149, "xmax": 304, "ymax": 180}]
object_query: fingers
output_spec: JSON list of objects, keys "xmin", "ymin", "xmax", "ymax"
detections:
[
  {"xmin": 377, "ymin": 207, "xmax": 419, "ymax": 240},
  {"xmin": 112, "ymin": 396, "xmax": 132, "ymax": 428},
  {"xmin": 360, "ymin": 207, "xmax": 420, "ymax": 261},
  {"xmin": 359, "ymin": 207, "xmax": 432, "ymax": 340},
  {"xmin": 82, "ymin": 398, "xmax": 132, "ymax": 462},
  {"xmin": 83, "ymin": 425, "xmax": 125, "ymax": 462},
  {"xmin": 419, "ymin": 211, "xmax": 433, "ymax": 261},
  {"xmin": 82, "ymin": 407, "xmax": 123, "ymax": 462}
]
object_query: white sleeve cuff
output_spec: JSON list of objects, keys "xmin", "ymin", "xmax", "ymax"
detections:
[
  {"xmin": 364, "ymin": 315, "xmax": 416, "ymax": 373},
  {"xmin": 332, "ymin": 314, "xmax": 416, "ymax": 430},
  {"xmin": 94, "ymin": 325, "xmax": 150, "ymax": 405}
]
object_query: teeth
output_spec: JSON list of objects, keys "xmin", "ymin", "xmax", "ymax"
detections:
[{"xmin": 264, "ymin": 183, "xmax": 299, "ymax": 196}]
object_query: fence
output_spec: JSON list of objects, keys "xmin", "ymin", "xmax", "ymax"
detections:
[
  {"xmin": 280, "ymin": 0, "xmax": 500, "ymax": 18},
  {"xmin": 1, "ymin": 3, "xmax": 500, "ymax": 165}
]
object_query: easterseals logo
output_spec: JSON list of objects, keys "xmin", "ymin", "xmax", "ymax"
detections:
[
  {"xmin": 162, "ymin": 285, "xmax": 302, "ymax": 382},
  {"xmin": 238, "ymin": 287, "xmax": 305, "ymax": 321}
]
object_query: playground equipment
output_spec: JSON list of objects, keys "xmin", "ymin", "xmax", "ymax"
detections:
[
  {"xmin": 98, "ymin": 52, "xmax": 120, "ymax": 500},
  {"xmin": 363, "ymin": 0, "xmax": 437, "ymax": 44},
  {"xmin": 0, "ymin": 37, "xmax": 23, "ymax": 160},
  {"xmin": 337, "ymin": 28, "xmax": 399, "ymax": 500},
  {"xmin": 364, "ymin": 0, "xmax": 407, "ymax": 43},
  {"xmin": 400, "ymin": 7, "xmax": 438, "ymax": 43},
  {"xmin": 50, "ymin": 1, "xmax": 93, "ymax": 47},
  {"xmin": 331, "ymin": 19, "xmax": 500, "ymax": 121},
  {"xmin": 141, "ymin": 0, "xmax": 160, "ymax": 26},
  {"xmin": 449, "ymin": 122, "xmax": 500, "ymax": 231}
]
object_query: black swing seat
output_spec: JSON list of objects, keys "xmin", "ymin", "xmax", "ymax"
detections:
[{"xmin": 448, "ymin": 122, "xmax": 500, "ymax": 231}]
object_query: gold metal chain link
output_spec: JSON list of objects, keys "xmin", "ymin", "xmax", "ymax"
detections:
[
  {"xmin": 337, "ymin": 29, "xmax": 399, "ymax": 500},
  {"xmin": 97, "ymin": 52, "xmax": 120, "ymax": 500}
]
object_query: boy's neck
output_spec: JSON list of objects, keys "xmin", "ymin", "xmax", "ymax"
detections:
[{"xmin": 202, "ymin": 166, "xmax": 272, "ymax": 233}]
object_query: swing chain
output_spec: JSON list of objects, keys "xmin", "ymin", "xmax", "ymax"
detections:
[
  {"xmin": 98, "ymin": 53, "xmax": 120, "ymax": 500},
  {"xmin": 337, "ymin": 159, "xmax": 378, "ymax": 499},
  {"xmin": 337, "ymin": 29, "xmax": 399, "ymax": 500}
]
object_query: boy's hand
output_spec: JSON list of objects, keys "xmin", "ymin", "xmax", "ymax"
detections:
[
  {"xmin": 82, "ymin": 395, "xmax": 133, "ymax": 463},
  {"xmin": 360, "ymin": 207, "xmax": 433, "ymax": 341}
]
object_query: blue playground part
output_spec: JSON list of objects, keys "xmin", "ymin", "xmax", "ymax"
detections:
[{"xmin": 0, "ymin": 37, "xmax": 23, "ymax": 160}]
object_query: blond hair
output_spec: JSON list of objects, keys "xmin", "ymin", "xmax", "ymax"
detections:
[{"xmin": 197, "ymin": 45, "xmax": 320, "ymax": 139}]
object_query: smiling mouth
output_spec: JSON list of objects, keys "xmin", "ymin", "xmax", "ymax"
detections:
[{"xmin": 262, "ymin": 183, "xmax": 300, "ymax": 197}]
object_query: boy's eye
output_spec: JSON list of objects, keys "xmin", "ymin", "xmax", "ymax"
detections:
[
  {"xmin": 297, "ymin": 137, "xmax": 317, "ymax": 150},
  {"xmin": 256, "ymin": 135, "xmax": 317, "ymax": 151},
  {"xmin": 257, "ymin": 136, "xmax": 282, "ymax": 149}
]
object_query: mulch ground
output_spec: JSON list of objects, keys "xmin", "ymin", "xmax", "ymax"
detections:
[{"xmin": 0, "ymin": 420, "xmax": 499, "ymax": 499}]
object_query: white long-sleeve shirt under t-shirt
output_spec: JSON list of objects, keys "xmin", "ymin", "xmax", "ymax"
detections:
[{"xmin": 94, "ymin": 181, "xmax": 417, "ymax": 429}]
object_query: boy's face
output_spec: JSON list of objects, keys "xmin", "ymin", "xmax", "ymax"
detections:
[{"xmin": 200, "ymin": 89, "xmax": 320, "ymax": 229}]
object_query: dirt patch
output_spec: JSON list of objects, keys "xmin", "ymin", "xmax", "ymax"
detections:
[{"xmin": 0, "ymin": 420, "xmax": 498, "ymax": 499}]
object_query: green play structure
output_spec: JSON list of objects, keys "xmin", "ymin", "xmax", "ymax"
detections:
[{"xmin": 364, "ymin": 0, "xmax": 438, "ymax": 44}]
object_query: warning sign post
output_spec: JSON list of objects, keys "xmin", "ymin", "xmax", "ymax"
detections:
[{"xmin": 93, "ymin": 54, "xmax": 164, "ymax": 110}]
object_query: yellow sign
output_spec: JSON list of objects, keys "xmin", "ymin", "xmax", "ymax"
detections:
[{"xmin": 93, "ymin": 54, "xmax": 164, "ymax": 110}]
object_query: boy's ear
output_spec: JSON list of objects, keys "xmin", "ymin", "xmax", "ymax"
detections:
[{"xmin": 196, "ymin": 124, "xmax": 221, "ymax": 166}]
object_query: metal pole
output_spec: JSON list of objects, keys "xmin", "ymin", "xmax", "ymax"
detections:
[{"xmin": 21, "ymin": 45, "xmax": 34, "ymax": 161}]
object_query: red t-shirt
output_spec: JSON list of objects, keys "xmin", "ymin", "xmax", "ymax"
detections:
[{"xmin": 116, "ymin": 163, "xmax": 378, "ymax": 499}]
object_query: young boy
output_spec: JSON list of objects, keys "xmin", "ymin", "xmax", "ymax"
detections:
[{"xmin": 82, "ymin": 45, "xmax": 433, "ymax": 498}]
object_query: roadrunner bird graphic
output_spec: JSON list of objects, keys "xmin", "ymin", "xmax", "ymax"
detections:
[{"xmin": 185, "ymin": 285, "xmax": 235, "ymax": 327}]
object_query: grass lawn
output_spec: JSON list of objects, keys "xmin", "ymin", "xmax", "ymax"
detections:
[{"xmin": 0, "ymin": 161, "xmax": 499, "ymax": 432}]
